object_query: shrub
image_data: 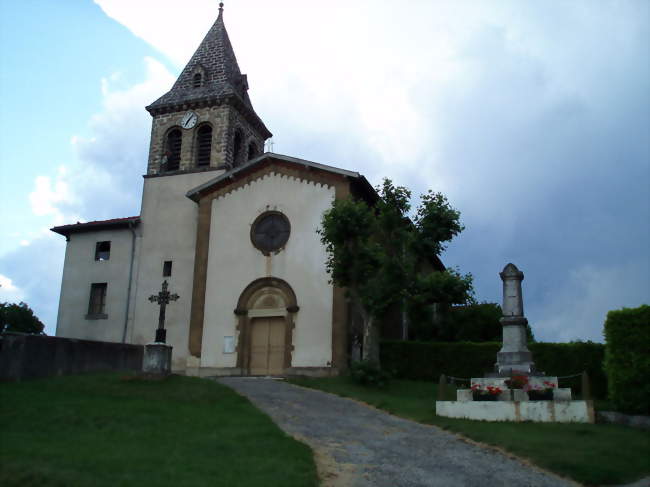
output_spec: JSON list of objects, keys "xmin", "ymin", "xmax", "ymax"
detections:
[
  {"xmin": 381, "ymin": 341, "xmax": 499, "ymax": 381},
  {"xmin": 381, "ymin": 340, "xmax": 607, "ymax": 398},
  {"xmin": 349, "ymin": 360, "xmax": 392, "ymax": 388},
  {"xmin": 604, "ymin": 305, "xmax": 650, "ymax": 414},
  {"xmin": 530, "ymin": 341, "xmax": 607, "ymax": 399}
]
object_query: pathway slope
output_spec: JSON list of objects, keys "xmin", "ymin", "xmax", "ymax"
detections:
[{"xmin": 217, "ymin": 377, "xmax": 575, "ymax": 487}]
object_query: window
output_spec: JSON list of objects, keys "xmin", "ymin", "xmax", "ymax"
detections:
[
  {"xmin": 247, "ymin": 142, "xmax": 258, "ymax": 161},
  {"xmin": 95, "ymin": 241, "xmax": 111, "ymax": 261},
  {"xmin": 193, "ymin": 72, "xmax": 202, "ymax": 88},
  {"xmin": 87, "ymin": 283, "xmax": 107, "ymax": 318},
  {"xmin": 196, "ymin": 125, "xmax": 212, "ymax": 166},
  {"xmin": 233, "ymin": 130, "xmax": 243, "ymax": 166},
  {"xmin": 165, "ymin": 129, "xmax": 182, "ymax": 171},
  {"xmin": 163, "ymin": 261, "xmax": 173, "ymax": 277},
  {"xmin": 251, "ymin": 212, "xmax": 291, "ymax": 254}
]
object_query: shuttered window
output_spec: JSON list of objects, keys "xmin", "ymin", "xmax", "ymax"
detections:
[
  {"xmin": 233, "ymin": 130, "xmax": 243, "ymax": 166},
  {"xmin": 193, "ymin": 72, "xmax": 202, "ymax": 88},
  {"xmin": 88, "ymin": 283, "xmax": 107, "ymax": 316},
  {"xmin": 196, "ymin": 125, "xmax": 212, "ymax": 166},
  {"xmin": 247, "ymin": 142, "xmax": 258, "ymax": 161},
  {"xmin": 165, "ymin": 129, "xmax": 182, "ymax": 171}
]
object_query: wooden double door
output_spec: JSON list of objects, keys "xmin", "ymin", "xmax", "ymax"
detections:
[{"xmin": 249, "ymin": 317, "xmax": 286, "ymax": 376}]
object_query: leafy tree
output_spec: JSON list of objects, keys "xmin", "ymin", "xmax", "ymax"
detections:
[
  {"xmin": 319, "ymin": 179, "xmax": 473, "ymax": 365},
  {"xmin": 0, "ymin": 301, "xmax": 45, "ymax": 334}
]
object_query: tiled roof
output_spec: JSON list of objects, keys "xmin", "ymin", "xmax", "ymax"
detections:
[
  {"xmin": 186, "ymin": 152, "xmax": 377, "ymax": 202},
  {"xmin": 145, "ymin": 5, "xmax": 269, "ymax": 138},
  {"xmin": 51, "ymin": 216, "xmax": 140, "ymax": 237}
]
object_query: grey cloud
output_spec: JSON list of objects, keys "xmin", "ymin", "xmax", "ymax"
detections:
[{"xmin": 0, "ymin": 236, "xmax": 65, "ymax": 335}]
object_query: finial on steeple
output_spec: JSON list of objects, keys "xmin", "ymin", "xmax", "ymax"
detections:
[{"xmin": 219, "ymin": 2, "xmax": 224, "ymax": 13}]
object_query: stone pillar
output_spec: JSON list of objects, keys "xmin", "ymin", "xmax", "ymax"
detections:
[
  {"xmin": 496, "ymin": 263, "xmax": 534, "ymax": 375},
  {"xmin": 143, "ymin": 343, "xmax": 173, "ymax": 376}
]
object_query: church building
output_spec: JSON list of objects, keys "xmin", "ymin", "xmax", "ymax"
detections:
[{"xmin": 52, "ymin": 5, "xmax": 380, "ymax": 376}]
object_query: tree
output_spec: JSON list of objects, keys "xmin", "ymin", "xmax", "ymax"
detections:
[
  {"xmin": 319, "ymin": 179, "xmax": 473, "ymax": 365},
  {"xmin": 0, "ymin": 301, "xmax": 45, "ymax": 334}
]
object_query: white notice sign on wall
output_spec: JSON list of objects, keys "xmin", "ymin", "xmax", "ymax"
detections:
[{"xmin": 223, "ymin": 336, "xmax": 235, "ymax": 354}]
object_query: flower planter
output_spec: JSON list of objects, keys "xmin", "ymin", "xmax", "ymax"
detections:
[
  {"xmin": 473, "ymin": 393, "xmax": 499, "ymax": 402},
  {"xmin": 527, "ymin": 390, "xmax": 554, "ymax": 401}
]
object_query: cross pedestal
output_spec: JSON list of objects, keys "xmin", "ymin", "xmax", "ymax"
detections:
[
  {"xmin": 143, "ymin": 343, "xmax": 173, "ymax": 376},
  {"xmin": 143, "ymin": 280, "xmax": 179, "ymax": 376}
]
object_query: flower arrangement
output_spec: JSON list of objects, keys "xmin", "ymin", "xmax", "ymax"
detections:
[
  {"xmin": 525, "ymin": 380, "xmax": 556, "ymax": 400},
  {"xmin": 504, "ymin": 375, "xmax": 529, "ymax": 389},
  {"xmin": 471, "ymin": 383, "xmax": 503, "ymax": 401}
]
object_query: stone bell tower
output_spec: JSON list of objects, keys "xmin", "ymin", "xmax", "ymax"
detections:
[{"xmin": 144, "ymin": 3, "xmax": 271, "ymax": 176}]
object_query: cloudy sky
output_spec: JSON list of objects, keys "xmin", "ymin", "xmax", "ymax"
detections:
[{"xmin": 1, "ymin": 0, "xmax": 648, "ymax": 341}]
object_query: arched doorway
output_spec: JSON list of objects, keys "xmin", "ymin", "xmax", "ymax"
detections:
[{"xmin": 234, "ymin": 277, "xmax": 299, "ymax": 375}]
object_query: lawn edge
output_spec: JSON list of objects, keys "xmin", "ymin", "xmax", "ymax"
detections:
[{"xmin": 210, "ymin": 377, "xmax": 320, "ymax": 486}]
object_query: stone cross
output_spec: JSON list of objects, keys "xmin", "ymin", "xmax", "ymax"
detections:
[
  {"xmin": 148, "ymin": 280, "xmax": 179, "ymax": 343},
  {"xmin": 495, "ymin": 263, "xmax": 534, "ymax": 375}
]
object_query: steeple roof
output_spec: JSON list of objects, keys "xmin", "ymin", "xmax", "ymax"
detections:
[{"xmin": 146, "ymin": 4, "xmax": 271, "ymax": 138}]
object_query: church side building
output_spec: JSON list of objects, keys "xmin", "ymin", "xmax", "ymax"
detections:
[{"xmin": 52, "ymin": 6, "xmax": 378, "ymax": 376}]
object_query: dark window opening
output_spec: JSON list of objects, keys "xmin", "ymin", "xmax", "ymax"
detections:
[
  {"xmin": 95, "ymin": 241, "xmax": 111, "ymax": 261},
  {"xmin": 247, "ymin": 142, "xmax": 258, "ymax": 161},
  {"xmin": 165, "ymin": 129, "xmax": 182, "ymax": 171},
  {"xmin": 233, "ymin": 130, "xmax": 243, "ymax": 166},
  {"xmin": 88, "ymin": 283, "xmax": 107, "ymax": 316},
  {"xmin": 196, "ymin": 125, "xmax": 212, "ymax": 166},
  {"xmin": 193, "ymin": 72, "xmax": 202, "ymax": 88},
  {"xmin": 163, "ymin": 261, "xmax": 173, "ymax": 277}
]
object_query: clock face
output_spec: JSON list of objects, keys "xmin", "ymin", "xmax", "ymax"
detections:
[{"xmin": 180, "ymin": 111, "xmax": 198, "ymax": 129}]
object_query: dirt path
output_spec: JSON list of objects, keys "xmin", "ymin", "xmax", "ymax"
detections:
[{"xmin": 217, "ymin": 377, "xmax": 576, "ymax": 487}]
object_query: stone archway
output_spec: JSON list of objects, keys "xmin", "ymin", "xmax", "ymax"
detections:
[{"xmin": 234, "ymin": 277, "xmax": 299, "ymax": 375}]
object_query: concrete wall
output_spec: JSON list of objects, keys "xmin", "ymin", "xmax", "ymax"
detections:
[
  {"xmin": 0, "ymin": 333, "xmax": 143, "ymax": 381},
  {"xmin": 129, "ymin": 171, "xmax": 219, "ymax": 370},
  {"xmin": 56, "ymin": 227, "xmax": 136, "ymax": 343},
  {"xmin": 201, "ymin": 172, "xmax": 335, "ymax": 369}
]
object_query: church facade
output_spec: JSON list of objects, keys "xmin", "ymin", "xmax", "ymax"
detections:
[{"xmin": 52, "ymin": 6, "xmax": 376, "ymax": 376}]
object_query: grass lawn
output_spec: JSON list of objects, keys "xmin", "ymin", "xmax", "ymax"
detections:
[
  {"xmin": 0, "ymin": 373, "xmax": 318, "ymax": 487},
  {"xmin": 290, "ymin": 376, "xmax": 650, "ymax": 486}
]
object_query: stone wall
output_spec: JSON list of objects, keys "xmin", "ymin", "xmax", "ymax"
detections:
[
  {"xmin": 0, "ymin": 333, "xmax": 143, "ymax": 381},
  {"xmin": 147, "ymin": 105, "xmax": 231, "ymax": 174},
  {"xmin": 146, "ymin": 105, "xmax": 266, "ymax": 174}
]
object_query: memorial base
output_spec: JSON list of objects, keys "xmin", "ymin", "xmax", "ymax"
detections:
[
  {"xmin": 436, "ymin": 400, "xmax": 595, "ymax": 423},
  {"xmin": 438, "ymin": 375, "xmax": 593, "ymax": 423},
  {"xmin": 143, "ymin": 343, "xmax": 172, "ymax": 376}
]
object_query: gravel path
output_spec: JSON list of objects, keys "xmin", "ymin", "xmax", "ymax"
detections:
[{"xmin": 217, "ymin": 377, "xmax": 575, "ymax": 487}]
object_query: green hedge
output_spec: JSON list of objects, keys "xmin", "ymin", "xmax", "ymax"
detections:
[
  {"xmin": 381, "ymin": 340, "xmax": 607, "ymax": 399},
  {"xmin": 604, "ymin": 305, "xmax": 650, "ymax": 414}
]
